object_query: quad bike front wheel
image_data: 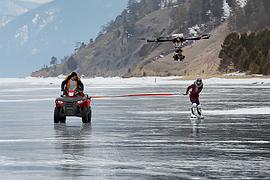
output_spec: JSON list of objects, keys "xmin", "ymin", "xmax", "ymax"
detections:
[
  {"xmin": 54, "ymin": 107, "xmax": 66, "ymax": 123},
  {"xmin": 82, "ymin": 108, "xmax": 92, "ymax": 123},
  {"xmin": 87, "ymin": 109, "xmax": 92, "ymax": 123},
  {"xmin": 54, "ymin": 107, "xmax": 61, "ymax": 123}
]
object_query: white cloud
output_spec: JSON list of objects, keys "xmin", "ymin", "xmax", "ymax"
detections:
[{"xmin": 16, "ymin": 0, "xmax": 54, "ymax": 4}]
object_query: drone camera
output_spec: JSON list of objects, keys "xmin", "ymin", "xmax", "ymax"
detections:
[{"xmin": 173, "ymin": 53, "xmax": 185, "ymax": 61}]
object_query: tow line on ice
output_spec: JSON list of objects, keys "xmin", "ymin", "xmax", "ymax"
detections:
[{"xmin": 90, "ymin": 92, "xmax": 183, "ymax": 99}]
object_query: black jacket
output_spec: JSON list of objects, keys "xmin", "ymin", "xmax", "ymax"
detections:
[{"xmin": 61, "ymin": 79, "xmax": 84, "ymax": 92}]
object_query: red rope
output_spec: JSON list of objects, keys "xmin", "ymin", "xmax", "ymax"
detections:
[
  {"xmin": 124, "ymin": 93, "xmax": 176, "ymax": 97},
  {"xmin": 91, "ymin": 93, "xmax": 179, "ymax": 99}
]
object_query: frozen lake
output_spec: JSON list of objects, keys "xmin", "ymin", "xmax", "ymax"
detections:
[{"xmin": 0, "ymin": 77, "xmax": 270, "ymax": 179}]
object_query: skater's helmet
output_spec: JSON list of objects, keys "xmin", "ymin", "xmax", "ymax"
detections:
[{"xmin": 195, "ymin": 78, "xmax": 203, "ymax": 87}]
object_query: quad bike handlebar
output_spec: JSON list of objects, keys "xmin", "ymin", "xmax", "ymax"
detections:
[{"xmin": 61, "ymin": 89, "xmax": 84, "ymax": 97}]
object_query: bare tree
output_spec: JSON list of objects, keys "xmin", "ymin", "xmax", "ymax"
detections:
[{"xmin": 50, "ymin": 56, "xmax": 58, "ymax": 66}]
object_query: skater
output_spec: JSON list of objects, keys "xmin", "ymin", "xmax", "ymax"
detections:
[{"xmin": 184, "ymin": 78, "xmax": 204, "ymax": 118}]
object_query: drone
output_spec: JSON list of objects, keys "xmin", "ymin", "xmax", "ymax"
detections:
[{"xmin": 140, "ymin": 33, "xmax": 210, "ymax": 61}]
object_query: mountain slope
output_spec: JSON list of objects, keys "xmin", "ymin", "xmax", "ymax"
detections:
[
  {"xmin": 0, "ymin": 0, "xmax": 31, "ymax": 28},
  {"xmin": 0, "ymin": 0, "xmax": 46, "ymax": 28},
  {"xmin": 0, "ymin": 0, "xmax": 128, "ymax": 77},
  {"xmin": 32, "ymin": 0, "xmax": 266, "ymax": 78}
]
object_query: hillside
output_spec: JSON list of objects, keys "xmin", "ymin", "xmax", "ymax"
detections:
[
  {"xmin": 0, "ymin": 0, "xmax": 30, "ymax": 28},
  {"xmin": 218, "ymin": 0, "xmax": 270, "ymax": 75},
  {"xmin": 32, "ymin": 0, "xmax": 260, "ymax": 78},
  {"xmin": 219, "ymin": 29, "xmax": 270, "ymax": 75}
]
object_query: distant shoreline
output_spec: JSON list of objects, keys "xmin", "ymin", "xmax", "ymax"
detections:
[
  {"xmin": 174, "ymin": 74, "xmax": 270, "ymax": 80},
  {"xmin": 2, "ymin": 74, "xmax": 270, "ymax": 80}
]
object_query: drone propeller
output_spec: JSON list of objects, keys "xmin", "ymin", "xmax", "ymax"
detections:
[
  {"xmin": 140, "ymin": 34, "xmax": 210, "ymax": 42},
  {"xmin": 201, "ymin": 34, "xmax": 211, "ymax": 39},
  {"xmin": 139, "ymin": 37, "xmax": 174, "ymax": 43},
  {"xmin": 139, "ymin": 38, "xmax": 157, "ymax": 42},
  {"xmin": 139, "ymin": 38, "xmax": 147, "ymax": 41}
]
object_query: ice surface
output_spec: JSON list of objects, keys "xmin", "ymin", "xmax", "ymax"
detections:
[
  {"xmin": 0, "ymin": 98, "xmax": 54, "ymax": 103},
  {"xmin": 205, "ymin": 107, "xmax": 270, "ymax": 115},
  {"xmin": 0, "ymin": 77, "xmax": 269, "ymax": 179}
]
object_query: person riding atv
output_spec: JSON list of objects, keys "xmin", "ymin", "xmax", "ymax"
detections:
[
  {"xmin": 61, "ymin": 72, "xmax": 84, "ymax": 96},
  {"xmin": 54, "ymin": 72, "xmax": 91, "ymax": 124}
]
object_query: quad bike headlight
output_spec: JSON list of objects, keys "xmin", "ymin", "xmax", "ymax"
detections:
[{"xmin": 56, "ymin": 100, "xmax": 64, "ymax": 105}]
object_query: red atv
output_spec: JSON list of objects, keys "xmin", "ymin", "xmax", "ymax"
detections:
[{"xmin": 54, "ymin": 89, "xmax": 92, "ymax": 123}]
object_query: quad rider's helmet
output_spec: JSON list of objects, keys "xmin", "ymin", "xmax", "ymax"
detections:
[{"xmin": 195, "ymin": 78, "xmax": 203, "ymax": 87}]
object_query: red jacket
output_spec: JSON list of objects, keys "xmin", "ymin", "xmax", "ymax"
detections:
[{"xmin": 186, "ymin": 83, "xmax": 203, "ymax": 102}]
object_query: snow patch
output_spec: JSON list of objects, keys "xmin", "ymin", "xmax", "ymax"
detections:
[
  {"xmin": 32, "ymin": 9, "xmax": 60, "ymax": 30},
  {"xmin": 236, "ymin": 0, "xmax": 248, "ymax": 8},
  {"xmin": 188, "ymin": 24, "xmax": 205, "ymax": 37},
  {"xmin": 222, "ymin": 0, "xmax": 231, "ymax": 19},
  {"xmin": 160, "ymin": 0, "xmax": 178, "ymax": 9},
  {"xmin": 15, "ymin": 25, "xmax": 29, "ymax": 46},
  {"xmin": 32, "ymin": 14, "xmax": 40, "ymax": 24},
  {"xmin": 0, "ymin": 15, "xmax": 13, "ymax": 28},
  {"xmin": 206, "ymin": 10, "xmax": 211, "ymax": 16},
  {"xmin": 224, "ymin": 71, "xmax": 246, "ymax": 77}
]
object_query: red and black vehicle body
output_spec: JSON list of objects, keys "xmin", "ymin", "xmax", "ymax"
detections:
[{"xmin": 54, "ymin": 89, "xmax": 92, "ymax": 123}]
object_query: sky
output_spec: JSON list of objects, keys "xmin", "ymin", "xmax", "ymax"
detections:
[{"xmin": 16, "ymin": 0, "xmax": 53, "ymax": 4}]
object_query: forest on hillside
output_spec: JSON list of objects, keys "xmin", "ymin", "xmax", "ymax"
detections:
[
  {"xmin": 219, "ymin": 0, "xmax": 270, "ymax": 75},
  {"xmin": 102, "ymin": 0, "xmax": 223, "ymax": 36},
  {"xmin": 219, "ymin": 29, "xmax": 270, "ymax": 75}
]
